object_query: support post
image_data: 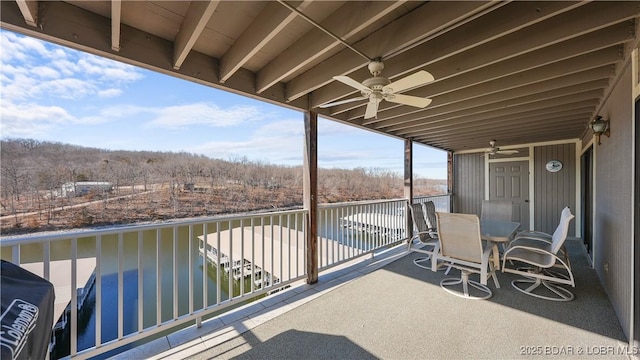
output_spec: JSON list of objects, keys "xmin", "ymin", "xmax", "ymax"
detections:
[
  {"xmin": 303, "ymin": 111, "xmax": 318, "ymax": 284},
  {"xmin": 447, "ymin": 151, "xmax": 454, "ymax": 212},
  {"xmin": 404, "ymin": 139, "xmax": 413, "ymax": 237}
]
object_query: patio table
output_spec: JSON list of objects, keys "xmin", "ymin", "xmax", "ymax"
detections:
[
  {"xmin": 480, "ymin": 220, "xmax": 520, "ymax": 243},
  {"xmin": 480, "ymin": 219, "xmax": 520, "ymax": 269}
]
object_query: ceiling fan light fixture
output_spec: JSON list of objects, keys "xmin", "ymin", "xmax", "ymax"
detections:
[{"xmin": 368, "ymin": 60, "xmax": 384, "ymax": 76}]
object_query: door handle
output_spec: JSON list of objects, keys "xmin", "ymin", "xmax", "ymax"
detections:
[{"xmin": 525, "ymin": 200, "xmax": 529, "ymax": 202}]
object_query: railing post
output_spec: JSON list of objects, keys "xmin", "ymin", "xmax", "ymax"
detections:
[
  {"xmin": 303, "ymin": 110, "xmax": 318, "ymax": 284},
  {"xmin": 12, "ymin": 245, "xmax": 19, "ymax": 264},
  {"xmin": 404, "ymin": 139, "xmax": 413, "ymax": 237}
]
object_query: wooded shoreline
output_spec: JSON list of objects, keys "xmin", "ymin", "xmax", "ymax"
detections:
[{"xmin": 1, "ymin": 139, "xmax": 445, "ymax": 235}]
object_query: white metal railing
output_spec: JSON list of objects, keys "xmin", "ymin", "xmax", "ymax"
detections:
[
  {"xmin": 1, "ymin": 210, "xmax": 308, "ymax": 359},
  {"xmin": 317, "ymin": 198, "xmax": 407, "ymax": 271},
  {"xmin": 413, "ymin": 194, "xmax": 452, "ymax": 212},
  {"xmin": 0, "ymin": 198, "xmax": 417, "ymax": 359}
]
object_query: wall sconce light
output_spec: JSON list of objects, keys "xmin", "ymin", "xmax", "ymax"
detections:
[{"xmin": 590, "ymin": 116, "xmax": 610, "ymax": 145}]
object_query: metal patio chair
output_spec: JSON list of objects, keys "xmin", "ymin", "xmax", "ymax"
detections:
[
  {"xmin": 512, "ymin": 206, "xmax": 572, "ymax": 270},
  {"xmin": 502, "ymin": 209, "xmax": 575, "ymax": 301},
  {"xmin": 481, "ymin": 200, "xmax": 513, "ymax": 221},
  {"xmin": 436, "ymin": 212, "xmax": 500, "ymax": 300},
  {"xmin": 407, "ymin": 202, "xmax": 439, "ymax": 271}
]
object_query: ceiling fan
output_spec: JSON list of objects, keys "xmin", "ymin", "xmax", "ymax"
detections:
[
  {"xmin": 318, "ymin": 59, "xmax": 434, "ymax": 119},
  {"xmin": 486, "ymin": 140, "xmax": 519, "ymax": 155}
]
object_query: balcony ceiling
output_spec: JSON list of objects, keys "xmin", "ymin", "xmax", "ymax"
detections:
[{"xmin": 2, "ymin": 1, "xmax": 639, "ymax": 152}]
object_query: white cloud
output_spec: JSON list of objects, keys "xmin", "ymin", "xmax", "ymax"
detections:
[
  {"xmin": 257, "ymin": 119, "xmax": 304, "ymax": 137},
  {"xmin": 77, "ymin": 56, "xmax": 143, "ymax": 82},
  {"xmin": 1, "ymin": 73, "xmax": 38, "ymax": 101},
  {"xmin": 31, "ymin": 65, "xmax": 60, "ymax": 79},
  {"xmin": 0, "ymin": 30, "xmax": 143, "ymax": 105},
  {"xmin": 318, "ymin": 148, "xmax": 400, "ymax": 169},
  {"xmin": 0, "ymin": 101, "xmax": 75, "ymax": 138},
  {"xmin": 41, "ymin": 78, "xmax": 98, "ymax": 100},
  {"xmin": 97, "ymin": 104, "xmax": 148, "ymax": 118},
  {"xmin": 145, "ymin": 103, "xmax": 265, "ymax": 129},
  {"xmin": 98, "ymin": 88, "xmax": 123, "ymax": 98},
  {"xmin": 190, "ymin": 119, "xmax": 304, "ymax": 164},
  {"xmin": 50, "ymin": 58, "xmax": 77, "ymax": 77},
  {"xmin": 0, "ymin": 30, "xmax": 148, "ymax": 140},
  {"xmin": 0, "ymin": 31, "xmax": 49, "ymax": 63},
  {"xmin": 318, "ymin": 118, "xmax": 361, "ymax": 136}
]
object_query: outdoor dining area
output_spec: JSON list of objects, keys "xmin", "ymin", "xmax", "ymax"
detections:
[
  {"xmin": 116, "ymin": 202, "xmax": 629, "ymax": 360},
  {"xmin": 407, "ymin": 200, "xmax": 575, "ymax": 301}
]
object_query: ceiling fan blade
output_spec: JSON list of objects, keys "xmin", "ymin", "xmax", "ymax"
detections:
[
  {"xmin": 386, "ymin": 94, "xmax": 432, "ymax": 108},
  {"xmin": 496, "ymin": 149, "xmax": 519, "ymax": 155},
  {"xmin": 382, "ymin": 70, "xmax": 434, "ymax": 94},
  {"xmin": 318, "ymin": 96, "xmax": 368, "ymax": 108},
  {"xmin": 333, "ymin": 75, "xmax": 370, "ymax": 91},
  {"xmin": 364, "ymin": 99, "xmax": 379, "ymax": 119}
]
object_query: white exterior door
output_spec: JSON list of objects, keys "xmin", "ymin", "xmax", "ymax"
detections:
[{"xmin": 489, "ymin": 161, "xmax": 530, "ymax": 229}]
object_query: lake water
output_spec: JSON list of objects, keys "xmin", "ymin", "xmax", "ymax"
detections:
[
  {"xmin": 50, "ymin": 219, "xmax": 393, "ymax": 359},
  {"xmin": 50, "ymin": 230, "xmax": 222, "ymax": 358}
]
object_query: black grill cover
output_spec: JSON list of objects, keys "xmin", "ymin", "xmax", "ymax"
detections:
[{"xmin": 1, "ymin": 260, "xmax": 55, "ymax": 360}]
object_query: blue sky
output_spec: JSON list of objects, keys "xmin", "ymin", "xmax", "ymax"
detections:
[{"xmin": 0, "ymin": 29, "xmax": 446, "ymax": 179}]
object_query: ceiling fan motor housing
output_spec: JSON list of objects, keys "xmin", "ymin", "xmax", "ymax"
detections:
[{"xmin": 362, "ymin": 77, "xmax": 391, "ymax": 90}]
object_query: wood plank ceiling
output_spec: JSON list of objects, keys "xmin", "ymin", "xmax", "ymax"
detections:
[{"xmin": 2, "ymin": 1, "xmax": 639, "ymax": 152}]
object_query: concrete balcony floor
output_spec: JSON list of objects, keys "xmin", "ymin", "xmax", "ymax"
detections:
[{"xmin": 115, "ymin": 240, "xmax": 630, "ymax": 360}]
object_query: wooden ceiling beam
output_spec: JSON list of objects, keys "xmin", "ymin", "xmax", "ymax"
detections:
[
  {"xmin": 173, "ymin": 0, "xmax": 219, "ymax": 70},
  {"xmin": 110, "ymin": 0, "xmax": 121, "ymax": 51},
  {"xmin": 375, "ymin": 76, "xmax": 610, "ymax": 132},
  {"xmin": 394, "ymin": 95, "xmax": 601, "ymax": 138},
  {"xmin": 0, "ymin": 1, "xmax": 310, "ymax": 113},
  {"xmin": 15, "ymin": 0, "xmax": 37, "ymax": 27},
  {"xmin": 420, "ymin": 124, "xmax": 586, "ymax": 149},
  {"xmin": 363, "ymin": 63, "xmax": 613, "ymax": 126},
  {"xmin": 410, "ymin": 123, "xmax": 590, "ymax": 147},
  {"xmin": 419, "ymin": 128, "xmax": 585, "ymax": 151},
  {"xmin": 400, "ymin": 100, "xmax": 599, "ymax": 139},
  {"xmin": 316, "ymin": 2, "xmax": 636, "ymax": 114},
  {"xmin": 358, "ymin": 45, "xmax": 622, "ymax": 123},
  {"xmin": 311, "ymin": 1, "xmax": 586, "ymax": 108},
  {"xmin": 415, "ymin": 114, "xmax": 591, "ymax": 141},
  {"xmin": 407, "ymin": 108, "xmax": 595, "ymax": 138},
  {"xmin": 256, "ymin": 1, "xmax": 407, "ymax": 94},
  {"xmin": 334, "ymin": 37, "xmax": 625, "ymax": 118},
  {"xmin": 285, "ymin": 1, "xmax": 497, "ymax": 101},
  {"xmin": 219, "ymin": 1, "xmax": 312, "ymax": 83},
  {"xmin": 381, "ymin": 88, "xmax": 604, "ymax": 134}
]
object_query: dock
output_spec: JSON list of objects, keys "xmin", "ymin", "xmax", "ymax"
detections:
[
  {"xmin": 198, "ymin": 225, "xmax": 354, "ymax": 286},
  {"xmin": 21, "ymin": 258, "xmax": 96, "ymax": 327},
  {"xmin": 340, "ymin": 212, "xmax": 405, "ymax": 239}
]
